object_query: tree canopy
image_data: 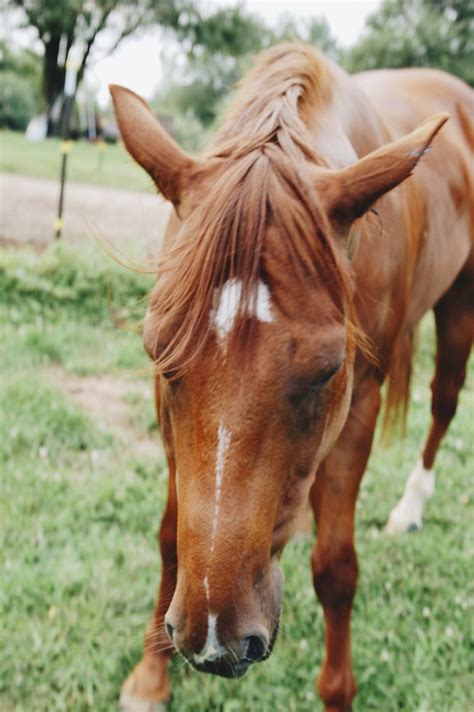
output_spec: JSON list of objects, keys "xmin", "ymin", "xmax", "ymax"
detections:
[
  {"xmin": 2, "ymin": 0, "xmax": 471, "ymax": 138},
  {"xmin": 8, "ymin": 0, "xmax": 195, "ymax": 115},
  {"xmin": 344, "ymin": 0, "xmax": 474, "ymax": 85},
  {"xmin": 0, "ymin": 40, "xmax": 42, "ymax": 129}
]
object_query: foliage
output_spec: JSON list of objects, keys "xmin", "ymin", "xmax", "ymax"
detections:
[
  {"xmin": 175, "ymin": 3, "xmax": 272, "ymax": 57},
  {"xmin": 273, "ymin": 14, "xmax": 338, "ymax": 57},
  {"xmin": 0, "ymin": 242, "xmax": 153, "ymax": 320},
  {"xmin": 0, "ymin": 245, "xmax": 473, "ymax": 710},
  {"xmin": 0, "ymin": 40, "xmax": 42, "ymax": 129},
  {"xmin": 6, "ymin": 0, "xmax": 195, "ymax": 126},
  {"xmin": 155, "ymin": 6, "xmax": 272, "ymax": 128},
  {"xmin": 5, "ymin": 0, "xmax": 333, "ymax": 134},
  {"xmin": 164, "ymin": 107, "xmax": 211, "ymax": 153},
  {"xmin": 344, "ymin": 0, "xmax": 474, "ymax": 85},
  {"xmin": 0, "ymin": 38, "xmax": 41, "ymax": 83},
  {"xmin": 0, "ymin": 71, "xmax": 38, "ymax": 130}
]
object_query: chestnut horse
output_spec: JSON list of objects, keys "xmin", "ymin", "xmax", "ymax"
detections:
[{"xmin": 111, "ymin": 44, "xmax": 473, "ymax": 711}]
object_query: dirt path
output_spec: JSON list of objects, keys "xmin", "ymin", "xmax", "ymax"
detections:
[
  {"xmin": 45, "ymin": 365, "xmax": 162, "ymax": 462},
  {"xmin": 0, "ymin": 172, "xmax": 171, "ymax": 253}
]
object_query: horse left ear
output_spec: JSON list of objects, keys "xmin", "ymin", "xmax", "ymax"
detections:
[
  {"xmin": 319, "ymin": 113, "xmax": 449, "ymax": 228},
  {"xmin": 110, "ymin": 84, "xmax": 196, "ymax": 206}
]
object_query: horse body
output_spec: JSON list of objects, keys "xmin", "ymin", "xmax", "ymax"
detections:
[
  {"xmin": 309, "ymin": 62, "xmax": 473, "ymax": 343},
  {"xmin": 355, "ymin": 68, "xmax": 473, "ymax": 322},
  {"xmin": 111, "ymin": 45, "xmax": 473, "ymax": 712}
]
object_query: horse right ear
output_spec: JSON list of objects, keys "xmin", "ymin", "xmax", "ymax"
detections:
[
  {"xmin": 110, "ymin": 84, "xmax": 196, "ymax": 206},
  {"xmin": 317, "ymin": 113, "xmax": 449, "ymax": 230}
]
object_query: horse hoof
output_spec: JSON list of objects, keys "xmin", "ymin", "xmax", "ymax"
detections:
[
  {"xmin": 119, "ymin": 691, "xmax": 168, "ymax": 712},
  {"xmin": 385, "ymin": 514, "xmax": 421, "ymax": 535}
]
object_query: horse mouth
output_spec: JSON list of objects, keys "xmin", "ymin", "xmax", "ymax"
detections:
[{"xmin": 191, "ymin": 657, "xmax": 252, "ymax": 679}]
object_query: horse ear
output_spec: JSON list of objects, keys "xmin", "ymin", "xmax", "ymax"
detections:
[
  {"xmin": 110, "ymin": 84, "xmax": 196, "ymax": 205},
  {"xmin": 319, "ymin": 113, "xmax": 449, "ymax": 228}
]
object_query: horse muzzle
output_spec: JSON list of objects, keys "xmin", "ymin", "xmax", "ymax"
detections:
[
  {"xmin": 165, "ymin": 617, "xmax": 279, "ymax": 678},
  {"xmin": 191, "ymin": 633, "xmax": 268, "ymax": 678}
]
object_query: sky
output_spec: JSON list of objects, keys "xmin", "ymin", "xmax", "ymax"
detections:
[{"xmin": 88, "ymin": 1, "xmax": 381, "ymax": 105}]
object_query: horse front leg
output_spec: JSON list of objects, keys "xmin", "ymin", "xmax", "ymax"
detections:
[
  {"xmin": 310, "ymin": 379, "xmax": 381, "ymax": 712},
  {"xmin": 120, "ymin": 469, "xmax": 177, "ymax": 711}
]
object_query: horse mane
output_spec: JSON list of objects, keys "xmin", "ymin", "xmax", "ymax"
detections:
[{"xmin": 150, "ymin": 44, "xmax": 355, "ymax": 376}]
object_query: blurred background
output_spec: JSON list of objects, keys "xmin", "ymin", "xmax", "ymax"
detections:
[
  {"xmin": 0, "ymin": 2, "xmax": 472, "ymax": 711},
  {"xmin": 0, "ymin": 0, "xmax": 472, "ymax": 249}
]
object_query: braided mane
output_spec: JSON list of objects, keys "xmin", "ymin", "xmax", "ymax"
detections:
[{"xmin": 150, "ymin": 44, "xmax": 353, "ymax": 376}]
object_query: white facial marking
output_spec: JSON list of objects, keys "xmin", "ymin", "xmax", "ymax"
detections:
[
  {"xmin": 196, "ymin": 423, "xmax": 231, "ymax": 663},
  {"xmin": 211, "ymin": 278, "xmax": 273, "ymax": 343},
  {"xmin": 255, "ymin": 280, "xmax": 273, "ymax": 323},
  {"xmin": 210, "ymin": 423, "xmax": 231, "ymax": 554},
  {"xmin": 193, "ymin": 613, "xmax": 227, "ymax": 665},
  {"xmin": 385, "ymin": 459, "xmax": 435, "ymax": 535},
  {"xmin": 212, "ymin": 279, "xmax": 242, "ymax": 340},
  {"xmin": 203, "ymin": 575, "xmax": 210, "ymax": 604}
]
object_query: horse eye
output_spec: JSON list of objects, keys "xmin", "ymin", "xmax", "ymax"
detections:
[
  {"xmin": 160, "ymin": 370, "xmax": 182, "ymax": 393},
  {"xmin": 288, "ymin": 360, "xmax": 344, "ymax": 411},
  {"xmin": 309, "ymin": 360, "xmax": 343, "ymax": 391}
]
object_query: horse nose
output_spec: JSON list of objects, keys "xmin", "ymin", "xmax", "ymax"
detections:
[
  {"xmin": 165, "ymin": 621, "xmax": 174, "ymax": 643},
  {"xmin": 242, "ymin": 634, "xmax": 267, "ymax": 662},
  {"xmin": 165, "ymin": 601, "xmax": 272, "ymax": 676},
  {"xmin": 191, "ymin": 632, "xmax": 269, "ymax": 678}
]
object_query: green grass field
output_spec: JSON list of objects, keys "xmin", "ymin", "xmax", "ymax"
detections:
[
  {"xmin": 0, "ymin": 130, "xmax": 150, "ymax": 192},
  {"xmin": 1, "ymin": 244, "xmax": 472, "ymax": 711}
]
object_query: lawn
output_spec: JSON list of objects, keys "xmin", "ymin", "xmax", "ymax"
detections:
[
  {"xmin": 0, "ymin": 244, "xmax": 472, "ymax": 711},
  {"xmin": 0, "ymin": 130, "xmax": 150, "ymax": 192}
]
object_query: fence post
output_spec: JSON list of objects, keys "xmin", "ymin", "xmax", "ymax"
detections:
[{"xmin": 54, "ymin": 59, "xmax": 78, "ymax": 240}]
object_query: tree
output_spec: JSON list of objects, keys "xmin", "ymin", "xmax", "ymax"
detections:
[
  {"xmin": 344, "ymin": 0, "xmax": 474, "ymax": 85},
  {"xmin": 0, "ymin": 39, "xmax": 42, "ymax": 129},
  {"xmin": 6, "ymin": 0, "xmax": 194, "ymax": 126},
  {"xmin": 273, "ymin": 14, "xmax": 338, "ymax": 58}
]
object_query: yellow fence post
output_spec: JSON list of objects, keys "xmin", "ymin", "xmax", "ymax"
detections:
[{"xmin": 54, "ymin": 56, "xmax": 78, "ymax": 240}]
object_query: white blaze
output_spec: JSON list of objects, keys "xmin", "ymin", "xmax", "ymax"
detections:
[
  {"xmin": 385, "ymin": 459, "xmax": 436, "ymax": 535},
  {"xmin": 210, "ymin": 423, "xmax": 231, "ymax": 554},
  {"xmin": 193, "ymin": 613, "xmax": 227, "ymax": 665},
  {"xmin": 203, "ymin": 575, "xmax": 210, "ymax": 604},
  {"xmin": 211, "ymin": 278, "xmax": 273, "ymax": 343},
  {"xmin": 196, "ymin": 422, "xmax": 231, "ymax": 664}
]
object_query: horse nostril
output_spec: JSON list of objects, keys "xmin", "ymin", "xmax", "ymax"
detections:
[
  {"xmin": 165, "ymin": 622, "xmax": 174, "ymax": 643},
  {"xmin": 243, "ymin": 634, "xmax": 266, "ymax": 662}
]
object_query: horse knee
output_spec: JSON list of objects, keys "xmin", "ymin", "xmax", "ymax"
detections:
[{"xmin": 312, "ymin": 544, "xmax": 358, "ymax": 609}]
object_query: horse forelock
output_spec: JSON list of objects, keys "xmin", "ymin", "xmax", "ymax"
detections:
[{"xmin": 149, "ymin": 44, "xmax": 353, "ymax": 377}]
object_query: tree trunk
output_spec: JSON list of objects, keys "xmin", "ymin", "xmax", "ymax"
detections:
[{"xmin": 43, "ymin": 35, "xmax": 66, "ymax": 135}]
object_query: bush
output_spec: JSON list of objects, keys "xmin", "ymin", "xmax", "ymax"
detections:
[
  {"xmin": 0, "ymin": 70, "xmax": 39, "ymax": 131},
  {"xmin": 0, "ymin": 242, "xmax": 154, "ymax": 321}
]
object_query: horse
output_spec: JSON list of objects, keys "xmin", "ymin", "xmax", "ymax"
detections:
[{"xmin": 111, "ymin": 44, "xmax": 473, "ymax": 712}]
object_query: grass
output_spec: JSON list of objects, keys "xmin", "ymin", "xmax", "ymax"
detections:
[
  {"xmin": 0, "ymin": 129, "xmax": 152, "ymax": 192},
  {"xmin": 1, "ymin": 244, "xmax": 473, "ymax": 711}
]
